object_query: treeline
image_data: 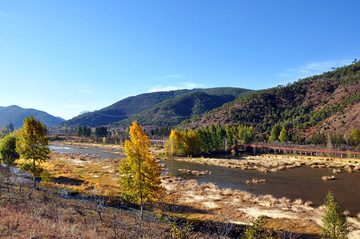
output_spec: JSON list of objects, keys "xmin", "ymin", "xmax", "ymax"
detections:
[
  {"xmin": 166, "ymin": 122, "xmax": 360, "ymax": 157},
  {"xmin": 165, "ymin": 124, "xmax": 255, "ymax": 156},
  {"xmin": 76, "ymin": 126, "xmax": 108, "ymax": 138},
  {"xmin": 150, "ymin": 127, "xmax": 171, "ymax": 137},
  {"xmin": 309, "ymin": 129, "xmax": 360, "ymax": 147},
  {"xmin": 256, "ymin": 123, "xmax": 360, "ymax": 147}
]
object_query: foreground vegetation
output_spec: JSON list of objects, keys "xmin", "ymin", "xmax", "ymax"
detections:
[
  {"xmin": 3, "ymin": 139, "xmax": 360, "ymax": 238},
  {"xmin": 1, "ymin": 165, "xmax": 309, "ymax": 238},
  {"xmin": 1, "ymin": 118, "xmax": 359, "ymax": 238},
  {"xmin": 0, "ymin": 173, "xmax": 173, "ymax": 238}
]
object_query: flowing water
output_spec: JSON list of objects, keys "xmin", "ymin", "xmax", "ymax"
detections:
[{"xmin": 51, "ymin": 145, "xmax": 360, "ymax": 214}]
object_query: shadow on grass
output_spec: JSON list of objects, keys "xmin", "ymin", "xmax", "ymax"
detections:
[
  {"xmin": 53, "ymin": 176, "xmax": 85, "ymax": 186},
  {"xmin": 158, "ymin": 201, "xmax": 208, "ymax": 214}
]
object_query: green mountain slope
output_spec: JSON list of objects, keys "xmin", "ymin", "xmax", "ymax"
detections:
[
  {"xmin": 63, "ymin": 89, "xmax": 196, "ymax": 127},
  {"xmin": 0, "ymin": 105, "xmax": 65, "ymax": 128},
  {"xmin": 116, "ymin": 87, "xmax": 252, "ymax": 128},
  {"xmin": 182, "ymin": 61, "xmax": 360, "ymax": 137}
]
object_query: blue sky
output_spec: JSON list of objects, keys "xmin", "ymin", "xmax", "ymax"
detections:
[{"xmin": 0, "ymin": 1, "xmax": 359, "ymax": 120}]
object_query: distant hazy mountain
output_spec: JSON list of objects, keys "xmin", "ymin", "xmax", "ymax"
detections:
[
  {"xmin": 79, "ymin": 111, "xmax": 90, "ymax": 116},
  {"xmin": 0, "ymin": 105, "xmax": 65, "ymax": 128}
]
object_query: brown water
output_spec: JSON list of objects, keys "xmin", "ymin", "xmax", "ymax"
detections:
[
  {"xmin": 162, "ymin": 159, "xmax": 360, "ymax": 215},
  {"xmin": 51, "ymin": 145, "xmax": 360, "ymax": 215}
]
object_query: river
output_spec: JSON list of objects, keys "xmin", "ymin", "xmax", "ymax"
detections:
[{"xmin": 50, "ymin": 144, "xmax": 360, "ymax": 214}]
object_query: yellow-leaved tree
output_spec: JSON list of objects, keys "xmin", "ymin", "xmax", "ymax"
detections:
[
  {"xmin": 183, "ymin": 131, "xmax": 201, "ymax": 156},
  {"xmin": 165, "ymin": 129, "xmax": 201, "ymax": 157},
  {"xmin": 16, "ymin": 116, "xmax": 50, "ymax": 187},
  {"xmin": 118, "ymin": 121, "xmax": 162, "ymax": 219},
  {"xmin": 165, "ymin": 129, "xmax": 183, "ymax": 156}
]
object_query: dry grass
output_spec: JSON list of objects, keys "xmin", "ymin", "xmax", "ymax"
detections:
[
  {"xmin": 12, "ymin": 143, "xmax": 360, "ymax": 238},
  {"xmin": 0, "ymin": 183, "xmax": 172, "ymax": 238}
]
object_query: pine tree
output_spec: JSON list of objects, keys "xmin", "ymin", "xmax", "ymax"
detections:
[
  {"xmin": 278, "ymin": 126, "xmax": 289, "ymax": 143},
  {"xmin": 118, "ymin": 121, "xmax": 162, "ymax": 219},
  {"xmin": 322, "ymin": 192, "xmax": 348, "ymax": 239},
  {"xmin": 268, "ymin": 124, "xmax": 280, "ymax": 143}
]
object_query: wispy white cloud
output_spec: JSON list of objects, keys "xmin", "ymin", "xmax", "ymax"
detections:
[
  {"xmin": 162, "ymin": 74, "xmax": 182, "ymax": 79},
  {"xmin": 65, "ymin": 104, "xmax": 83, "ymax": 108},
  {"xmin": 148, "ymin": 82, "xmax": 204, "ymax": 92},
  {"xmin": 276, "ymin": 58, "xmax": 353, "ymax": 83}
]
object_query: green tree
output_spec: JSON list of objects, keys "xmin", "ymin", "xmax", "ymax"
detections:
[
  {"xmin": 225, "ymin": 125, "xmax": 237, "ymax": 147},
  {"xmin": 95, "ymin": 126, "xmax": 108, "ymax": 138},
  {"xmin": 209, "ymin": 124, "xmax": 220, "ymax": 150},
  {"xmin": 349, "ymin": 129, "xmax": 360, "ymax": 146},
  {"xmin": 216, "ymin": 123, "xmax": 226, "ymax": 149},
  {"xmin": 84, "ymin": 126, "xmax": 91, "ymax": 137},
  {"xmin": 77, "ymin": 126, "xmax": 92, "ymax": 137},
  {"xmin": 76, "ymin": 126, "xmax": 84, "ymax": 137},
  {"xmin": 2, "ymin": 123, "xmax": 14, "ymax": 134},
  {"xmin": 118, "ymin": 121, "xmax": 162, "ymax": 220},
  {"xmin": 322, "ymin": 192, "xmax": 348, "ymax": 239},
  {"xmin": 268, "ymin": 124, "xmax": 280, "ymax": 143},
  {"xmin": 0, "ymin": 135, "xmax": 19, "ymax": 166},
  {"xmin": 242, "ymin": 218, "xmax": 272, "ymax": 239},
  {"xmin": 278, "ymin": 126, "xmax": 289, "ymax": 143},
  {"xmin": 16, "ymin": 116, "xmax": 50, "ymax": 187},
  {"xmin": 197, "ymin": 126, "xmax": 212, "ymax": 153}
]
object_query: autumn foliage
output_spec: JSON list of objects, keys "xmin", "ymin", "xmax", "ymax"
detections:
[
  {"xmin": 165, "ymin": 129, "xmax": 201, "ymax": 157},
  {"xmin": 118, "ymin": 121, "xmax": 162, "ymax": 210}
]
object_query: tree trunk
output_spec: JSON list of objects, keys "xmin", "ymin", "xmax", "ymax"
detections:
[
  {"xmin": 140, "ymin": 197, "xmax": 143, "ymax": 220},
  {"xmin": 33, "ymin": 158, "xmax": 36, "ymax": 188}
]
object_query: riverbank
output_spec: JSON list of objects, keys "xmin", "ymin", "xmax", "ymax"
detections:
[
  {"xmin": 25, "ymin": 142, "xmax": 360, "ymax": 237},
  {"xmin": 161, "ymin": 153, "xmax": 360, "ymax": 174}
]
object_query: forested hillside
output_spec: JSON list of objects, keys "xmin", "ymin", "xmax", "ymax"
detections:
[
  {"xmin": 116, "ymin": 87, "xmax": 251, "ymax": 128},
  {"xmin": 64, "ymin": 87, "xmax": 251, "ymax": 128},
  {"xmin": 182, "ymin": 61, "xmax": 360, "ymax": 140},
  {"xmin": 63, "ymin": 89, "xmax": 195, "ymax": 127}
]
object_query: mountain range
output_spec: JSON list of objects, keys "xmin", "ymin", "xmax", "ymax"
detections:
[
  {"xmin": 3, "ymin": 61, "xmax": 360, "ymax": 138},
  {"xmin": 0, "ymin": 105, "xmax": 65, "ymax": 129},
  {"xmin": 64, "ymin": 87, "xmax": 251, "ymax": 128}
]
